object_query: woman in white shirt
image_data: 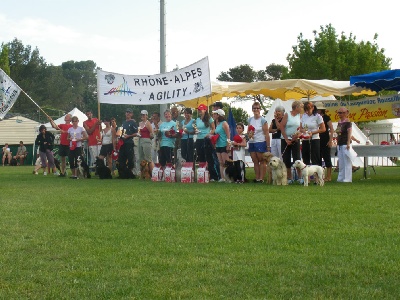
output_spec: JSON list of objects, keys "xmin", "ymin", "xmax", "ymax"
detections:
[{"xmin": 299, "ymin": 101, "xmax": 326, "ymax": 166}]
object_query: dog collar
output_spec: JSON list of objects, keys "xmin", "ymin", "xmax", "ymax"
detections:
[{"xmin": 301, "ymin": 165, "xmax": 307, "ymax": 170}]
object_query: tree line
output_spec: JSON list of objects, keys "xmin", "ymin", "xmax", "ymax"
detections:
[{"xmin": 1, "ymin": 24, "xmax": 392, "ymax": 125}]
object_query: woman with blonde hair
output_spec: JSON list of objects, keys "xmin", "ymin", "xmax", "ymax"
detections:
[{"xmin": 279, "ymin": 100, "xmax": 303, "ymax": 184}]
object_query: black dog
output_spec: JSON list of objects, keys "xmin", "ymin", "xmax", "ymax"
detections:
[
  {"xmin": 54, "ymin": 157, "xmax": 62, "ymax": 174},
  {"xmin": 117, "ymin": 162, "xmax": 135, "ymax": 179},
  {"xmin": 223, "ymin": 160, "xmax": 237, "ymax": 183},
  {"xmin": 9, "ymin": 158, "xmax": 18, "ymax": 166},
  {"xmin": 95, "ymin": 157, "xmax": 112, "ymax": 179},
  {"xmin": 77, "ymin": 156, "xmax": 91, "ymax": 179}
]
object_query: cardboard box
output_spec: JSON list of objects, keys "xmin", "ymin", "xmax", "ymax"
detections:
[
  {"xmin": 164, "ymin": 163, "xmax": 176, "ymax": 182},
  {"xmin": 152, "ymin": 163, "xmax": 163, "ymax": 182},
  {"xmin": 181, "ymin": 162, "xmax": 194, "ymax": 183},
  {"xmin": 197, "ymin": 162, "xmax": 209, "ymax": 183}
]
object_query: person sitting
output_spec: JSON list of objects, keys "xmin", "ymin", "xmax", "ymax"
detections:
[
  {"xmin": 2, "ymin": 143, "xmax": 12, "ymax": 166},
  {"xmin": 14, "ymin": 141, "xmax": 27, "ymax": 166}
]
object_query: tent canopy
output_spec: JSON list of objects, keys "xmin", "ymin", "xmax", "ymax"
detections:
[
  {"xmin": 0, "ymin": 115, "xmax": 39, "ymax": 145},
  {"xmin": 350, "ymin": 69, "xmax": 400, "ymax": 92},
  {"xmin": 182, "ymin": 79, "xmax": 375, "ymax": 108},
  {"xmin": 39, "ymin": 107, "xmax": 88, "ymax": 132}
]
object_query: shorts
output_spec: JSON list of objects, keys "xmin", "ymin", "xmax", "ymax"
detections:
[
  {"xmin": 139, "ymin": 138, "xmax": 152, "ymax": 162},
  {"xmin": 248, "ymin": 142, "xmax": 267, "ymax": 153},
  {"xmin": 99, "ymin": 144, "xmax": 113, "ymax": 157},
  {"xmin": 58, "ymin": 144, "xmax": 70, "ymax": 157},
  {"xmin": 216, "ymin": 146, "xmax": 228, "ymax": 153}
]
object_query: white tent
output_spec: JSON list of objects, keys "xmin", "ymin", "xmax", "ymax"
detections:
[
  {"xmin": 0, "ymin": 115, "xmax": 40, "ymax": 145},
  {"xmin": 39, "ymin": 107, "xmax": 88, "ymax": 131}
]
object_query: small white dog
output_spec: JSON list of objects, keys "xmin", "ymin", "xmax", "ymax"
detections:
[
  {"xmin": 269, "ymin": 156, "xmax": 287, "ymax": 185},
  {"xmin": 292, "ymin": 160, "xmax": 324, "ymax": 187}
]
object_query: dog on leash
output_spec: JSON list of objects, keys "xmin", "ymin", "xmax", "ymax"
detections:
[
  {"xmin": 262, "ymin": 152, "xmax": 274, "ymax": 184},
  {"xmin": 95, "ymin": 157, "xmax": 112, "ymax": 179},
  {"xmin": 54, "ymin": 157, "xmax": 62, "ymax": 174},
  {"xmin": 140, "ymin": 160, "xmax": 151, "ymax": 179},
  {"xmin": 269, "ymin": 156, "xmax": 287, "ymax": 185},
  {"xmin": 292, "ymin": 160, "xmax": 324, "ymax": 187},
  {"xmin": 76, "ymin": 156, "xmax": 91, "ymax": 179}
]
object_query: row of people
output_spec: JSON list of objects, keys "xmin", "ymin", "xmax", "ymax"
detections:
[{"xmin": 2, "ymin": 141, "xmax": 28, "ymax": 166}]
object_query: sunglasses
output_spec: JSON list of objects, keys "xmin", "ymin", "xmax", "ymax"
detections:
[
  {"xmin": 252, "ymin": 107, "xmax": 261, "ymax": 110},
  {"xmin": 338, "ymin": 111, "xmax": 346, "ymax": 114}
]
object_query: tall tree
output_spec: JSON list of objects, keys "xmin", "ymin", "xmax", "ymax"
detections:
[
  {"xmin": 0, "ymin": 44, "xmax": 10, "ymax": 75},
  {"xmin": 265, "ymin": 64, "xmax": 288, "ymax": 80},
  {"xmin": 286, "ymin": 24, "xmax": 391, "ymax": 80},
  {"xmin": 217, "ymin": 64, "xmax": 258, "ymax": 82}
]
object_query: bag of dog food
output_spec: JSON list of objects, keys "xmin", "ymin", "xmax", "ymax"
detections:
[
  {"xmin": 164, "ymin": 163, "xmax": 176, "ymax": 182},
  {"xmin": 197, "ymin": 162, "xmax": 209, "ymax": 183},
  {"xmin": 181, "ymin": 162, "xmax": 194, "ymax": 183},
  {"xmin": 151, "ymin": 163, "xmax": 163, "ymax": 182}
]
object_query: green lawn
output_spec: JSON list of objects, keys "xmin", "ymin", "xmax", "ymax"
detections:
[{"xmin": 1, "ymin": 166, "xmax": 400, "ymax": 299}]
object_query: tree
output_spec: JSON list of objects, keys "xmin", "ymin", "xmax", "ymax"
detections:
[
  {"xmin": 0, "ymin": 44, "xmax": 10, "ymax": 75},
  {"xmin": 265, "ymin": 64, "xmax": 288, "ymax": 80},
  {"xmin": 217, "ymin": 64, "xmax": 258, "ymax": 82},
  {"xmin": 286, "ymin": 24, "xmax": 391, "ymax": 80}
]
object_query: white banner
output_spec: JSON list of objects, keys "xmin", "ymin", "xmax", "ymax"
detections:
[
  {"xmin": 0, "ymin": 68, "xmax": 22, "ymax": 119},
  {"xmin": 97, "ymin": 57, "xmax": 211, "ymax": 105}
]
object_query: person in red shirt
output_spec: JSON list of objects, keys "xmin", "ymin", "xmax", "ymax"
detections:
[
  {"xmin": 83, "ymin": 110, "xmax": 102, "ymax": 167},
  {"xmin": 49, "ymin": 113, "xmax": 72, "ymax": 176}
]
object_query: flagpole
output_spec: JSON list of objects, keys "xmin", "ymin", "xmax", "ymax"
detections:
[{"xmin": 20, "ymin": 88, "xmax": 51, "ymax": 120}]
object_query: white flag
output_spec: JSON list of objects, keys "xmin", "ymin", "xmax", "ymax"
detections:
[
  {"xmin": 0, "ymin": 68, "xmax": 22, "ymax": 119},
  {"xmin": 97, "ymin": 57, "xmax": 211, "ymax": 105}
]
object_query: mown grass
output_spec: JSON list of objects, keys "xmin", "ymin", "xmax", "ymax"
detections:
[{"xmin": 1, "ymin": 166, "xmax": 400, "ymax": 299}]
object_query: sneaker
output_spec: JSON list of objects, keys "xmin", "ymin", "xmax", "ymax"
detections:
[
  {"xmin": 58, "ymin": 173, "xmax": 66, "ymax": 177},
  {"xmin": 218, "ymin": 178, "xmax": 226, "ymax": 182},
  {"xmin": 257, "ymin": 180, "xmax": 264, "ymax": 183},
  {"xmin": 287, "ymin": 179, "xmax": 294, "ymax": 184},
  {"xmin": 43, "ymin": 172, "xmax": 47, "ymax": 176},
  {"xmin": 210, "ymin": 179, "xmax": 216, "ymax": 182},
  {"xmin": 34, "ymin": 171, "xmax": 38, "ymax": 175},
  {"xmin": 298, "ymin": 178, "xmax": 304, "ymax": 185},
  {"xmin": 70, "ymin": 176, "xmax": 78, "ymax": 179},
  {"xmin": 54, "ymin": 172, "xmax": 60, "ymax": 176}
]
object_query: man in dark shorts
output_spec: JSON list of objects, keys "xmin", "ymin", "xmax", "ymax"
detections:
[{"xmin": 49, "ymin": 114, "xmax": 72, "ymax": 176}]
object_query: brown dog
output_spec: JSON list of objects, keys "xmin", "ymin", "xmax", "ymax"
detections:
[
  {"xmin": 262, "ymin": 152, "xmax": 274, "ymax": 184},
  {"xmin": 140, "ymin": 160, "xmax": 151, "ymax": 179}
]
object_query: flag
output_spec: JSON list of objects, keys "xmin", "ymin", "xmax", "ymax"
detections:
[
  {"xmin": 97, "ymin": 57, "xmax": 211, "ymax": 105},
  {"xmin": 0, "ymin": 68, "xmax": 22, "ymax": 119},
  {"xmin": 227, "ymin": 107, "xmax": 237, "ymax": 139}
]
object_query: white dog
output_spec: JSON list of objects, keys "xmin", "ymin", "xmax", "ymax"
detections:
[
  {"xmin": 269, "ymin": 156, "xmax": 288, "ymax": 185},
  {"xmin": 292, "ymin": 160, "xmax": 324, "ymax": 187}
]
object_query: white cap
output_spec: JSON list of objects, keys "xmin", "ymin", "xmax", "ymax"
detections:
[
  {"xmin": 140, "ymin": 110, "xmax": 148, "ymax": 115},
  {"xmin": 212, "ymin": 109, "xmax": 225, "ymax": 116}
]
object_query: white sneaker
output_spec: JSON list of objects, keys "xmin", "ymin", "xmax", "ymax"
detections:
[
  {"xmin": 54, "ymin": 172, "xmax": 60, "ymax": 176},
  {"xmin": 218, "ymin": 178, "xmax": 226, "ymax": 182},
  {"xmin": 34, "ymin": 171, "xmax": 38, "ymax": 175},
  {"xmin": 43, "ymin": 172, "xmax": 47, "ymax": 176}
]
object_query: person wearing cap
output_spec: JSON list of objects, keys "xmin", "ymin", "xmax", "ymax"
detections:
[
  {"xmin": 316, "ymin": 102, "xmax": 334, "ymax": 181},
  {"xmin": 158, "ymin": 109, "xmax": 178, "ymax": 167},
  {"xmin": 195, "ymin": 103, "xmax": 219, "ymax": 178},
  {"xmin": 212, "ymin": 101, "xmax": 223, "ymax": 110},
  {"xmin": 248, "ymin": 102, "xmax": 270, "ymax": 183},
  {"xmin": 138, "ymin": 110, "xmax": 154, "ymax": 173},
  {"xmin": 118, "ymin": 108, "xmax": 139, "ymax": 178},
  {"xmin": 181, "ymin": 108, "xmax": 195, "ymax": 162},
  {"xmin": 211, "ymin": 108, "xmax": 230, "ymax": 182},
  {"xmin": 83, "ymin": 109, "xmax": 102, "ymax": 167},
  {"xmin": 98, "ymin": 117, "xmax": 116, "ymax": 173}
]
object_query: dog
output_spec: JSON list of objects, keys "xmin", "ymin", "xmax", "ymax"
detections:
[
  {"xmin": 269, "ymin": 156, "xmax": 288, "ymax": 185},
  {"xmin": 262, "ymin": 152, "xmax": 274, "ymax": 184},
  {"xmin": 117, "ymin": 162, "xmax": 135, "ymax": 179},
  {"xmin": 54, "ymin": 157, "xmax": 62, "ymax": 174},
  {"xmin": 223, "ymin": 159, "xmax": 236, "ymax": 183},
  {"xmin": 140, "ymin": 160, "xmax": 151, "ymax": 180},
  {"xmin": 76, "ymin": 156, "xmax": 91, "ymax": 179},
  {"xmin": 95, "ymin": 157, "xmax": 112, "ymax": 179},
  {"xmin": 9, "ymin": 158, "xmax": 18, "ymax": 166},
  {"xmin": 292, "ymin": 160, "xmax": 324, "ymax": 187},
  {"xmin": 174, "ymin": 156, "xmax": 186, "ymax": 182}
]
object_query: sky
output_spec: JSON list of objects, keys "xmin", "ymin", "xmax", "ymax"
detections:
[{"xmin": 1, "ymin": 0, "xmax": 398, "ymax": 81}]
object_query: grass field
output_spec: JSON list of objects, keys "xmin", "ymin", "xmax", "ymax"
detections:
[{"xmin": 1, "ymin": 165, "xmax": 400, "ymax": 299}]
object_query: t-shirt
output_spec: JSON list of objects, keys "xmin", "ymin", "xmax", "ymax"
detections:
[
  {"xmin": 336, "ymin": 121, "xmax": 352, "ymax": 146},
  {"xmin": 181, "ymin": 119, "xmax": 195, "ymax": 140},
  {"xmin": 301, "ymin": 113, "xmax": 324, "ymax": 139},
  {"xmin": 215, "ymin": 121, "xmax": 228, "ymax": 148},
  {"xmin": 68, "ymin": 127, "xmax": 86, "ymax": 148},
  {"xmin": 83, "ymin": 118, "xmax": 101, "ymax": 146},
  {"xmin": 195, "ymin": 117, "xmax": 214, "ymax": 139},
  {"xmin": 121, "ymin": 119, "xmax": 138, "ymax": 144},
  {"xmin": 58, "ymin": 123, "xmax": 73, "ymax": 146},
  {"xmin": 248, "ymin": 116, "xmax": 267, "ymax": 143},
  {"xmin": 159, "ymin": 120, "xmax": 177, "ymax": 148}
]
